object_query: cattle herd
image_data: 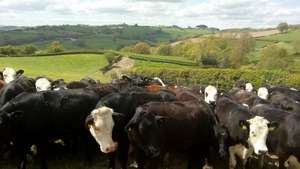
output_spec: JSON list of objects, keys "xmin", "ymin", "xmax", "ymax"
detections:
[{"xmin": 0, "ymin": 67, "xmax": 300, "ymax": 169}]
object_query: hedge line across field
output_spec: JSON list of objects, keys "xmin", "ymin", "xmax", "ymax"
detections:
[{"xmin": 128, "ymin": 67, "xmax": 300, "ymax": 90}]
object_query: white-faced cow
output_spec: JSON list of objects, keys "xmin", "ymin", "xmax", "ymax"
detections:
[
  {"xmin": 214, "ymin": 93, "xmax": 278, "ymax": 169},
  {"xmin": 85, "ymin": 89, "xmax": 178, "ymax": 169},
  {"xmin": 0, "ymin": 67, "xmax": 24, "ymax": 84},
  {"xmin": 234, "ymin": 79, "xmax": 254, "ymax": 92}
]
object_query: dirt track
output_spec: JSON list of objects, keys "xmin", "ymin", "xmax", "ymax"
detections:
[{"xmin": 103, "ymin": 56, "xmax": 135, "ymax": 78}]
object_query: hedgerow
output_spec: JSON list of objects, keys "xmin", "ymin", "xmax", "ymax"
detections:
[{"xmin": 127, "ymin": 68, "xmax": 300, "ymax": 90}]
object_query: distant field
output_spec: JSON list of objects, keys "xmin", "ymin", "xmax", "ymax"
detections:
[{"xmin": 0, "ymin": 54, "xmax": 111, "ymax": 83}]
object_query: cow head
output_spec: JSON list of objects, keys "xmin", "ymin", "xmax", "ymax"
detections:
[
  {"xmin": 125, "ymin": 107, "xmax": 167, "ymax": 158},
  {"xmin": 245, "ymin": 83, "xmax": 253, "ymax": 92},
  {"xmin": 239, "ymin": 116, "xmax": 278, "ymax": 155},
  {"xmin": 85, "ymin": 106, "xmax": 124, "ymax": 153},
  {"xmin": 35, "ymin": 78, "xmax": 52, "ymax": 91},
  {"xmin": 213, "ymin": 124, "xmax": 229, "ymax": 158},
  {"xmin": 204, "ymin": 85, "xmax": 218, "ymax": 106},
  {"xmin": 0, "ymin": 110, "xmax": 24, "ymax": 154},
  {"xmin": 0, "ymin": 67, "xmax": 24, "ymax": 84},
  {"xmin": 257, "ymin": 87, "xmax": 269, "ymax": 99}
]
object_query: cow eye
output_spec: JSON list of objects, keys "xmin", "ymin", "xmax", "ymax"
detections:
[{"xmin": 205, "ymin": 92, "xmax": 208, "ymax": 97}]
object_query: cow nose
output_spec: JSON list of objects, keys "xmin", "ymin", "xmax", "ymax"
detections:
[
  {"xmin": 209, "ymin": 101, "xmax": 216, "ymax": 105},
  {"xmin": 258, "ymin": 150, "xmax": 267, "ymax": 155},
  {"xmin": 105, "ymin": 146, "xmax": 116, "ymax": 153}
]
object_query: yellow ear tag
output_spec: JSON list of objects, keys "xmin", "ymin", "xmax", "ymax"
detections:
[
  {"xmin": 160, "ymin": 119, "xmax": 163, "ymax": 123},
  {"xmin": 88, "ymin": 124, "xmax": 92, "ymax": 129},
  {"xmin": 200, "ymin": 90, "xmax": 202, "ymax": 94},
  {"xmin": 269, "ymin": 127, "xmax": 275, "ymax": 131},
  {"xmin": 242, "ymin": 125, "xmax": 247, "ymax": 130},
  {"xmin": 220, "ymin": 92, "xmax": 223, "ymax": 95},
  {"xmin": 128, "ymin": 127, "xmax": 132, "ymax": 132}
]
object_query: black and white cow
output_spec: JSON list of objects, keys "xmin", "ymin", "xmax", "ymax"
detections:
[
  {"xmin": 251, "ymin": 105, "xmax": 300, "ymax": 169},
  {"xmin": 0, "ymin": 67, "xmax": 24, "ymax": 84},
  {"xmin": 0, "ymin": 85, "xmax": 117, "ymax": 169},
  {"xmin": 125, "ymin": 100, "xmax": 215, "ymax": 169},
  {"xmin": 85, "ymin": 89, "xmax": 178, "ymax": 169},
  {"xmin": 234, "ymin": 79, "xmax": 254, "ymax": 92},
  {"xmin": 214, "ymin": 93, "xmax": 278, "ymax": 169}
]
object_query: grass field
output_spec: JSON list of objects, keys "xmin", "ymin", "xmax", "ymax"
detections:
[{"xmin": 0, "ymin": 54, "xmax": 112, "ymax": 83}]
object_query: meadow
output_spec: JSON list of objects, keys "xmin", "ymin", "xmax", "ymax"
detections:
[{"xmin": 0, "ymin": 54, "xmax": 112, "ymax": 83}]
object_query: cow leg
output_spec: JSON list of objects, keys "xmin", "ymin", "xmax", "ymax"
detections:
[
  {"xmin": 36, "ymin": 142, "xmax": 48, "ymax": 169},
  {"xmin": 136, "ymin": 148, "xmax": 147, "ymax": 169},
  {"xmin": 18, "ymin": 152, "xmax": 27, "ymax": 169},
  {"xmin": 117, "ymin": 142, "xmax": 130, "ymax": 169},
  {"xmin": 258, "ymin": 154, "xmax": 264, "ymax": 169},
  {"xmin": 148, "ymin": 156, "xmax": 160, "ymax": 169},
  {"xmin": 228, "ymin": 149, "xmax": 237, "ymax": 169},
  {"xmin": 108, "ymin": 152, "xmax": 116, "ymax": 169}
]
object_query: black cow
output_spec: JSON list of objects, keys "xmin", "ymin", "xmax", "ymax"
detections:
[
  {"xmin": 85, "ymin": 89, "xmax": 178, "ymax": 169},
  {"xmin": 269, "ymin": 91, "xmax": 300, "ymax": 114},
  {"xmin": 125, "ymin": 100, "xmax": 218, "ymax": 169},
  {"xmin": 214, "ymin": 93, "xmax": 278, "ymax": 169},
  {"xmin": 0, "ymin": 85, "xmax": 117, "ymax": 169},
  {"xmin": 0, "ymin": 76, "xmax": 36, "ymax": 107}
]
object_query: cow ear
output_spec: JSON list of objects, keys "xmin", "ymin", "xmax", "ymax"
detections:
[
  {"xmin": 85, "ymin": 115, "xmax": 94, "ymax": 129},
  {"xmin": 112, "ymin": 112, "xmax": 125, "ymax": 122},
  {"xmin": 16, "ymin": 70, "xmax": 24, "ymax": 76},
  {"xmin": 125, "ymin": 123, "xmax": 133, "ymax": 132},
  {"xmin": 122, "ymin": 75, "xmax": 131, "ymax": 82},
  {"xmin": 7, "ymin": 110, "xmax": 24, "ymax": 121},
  {"xmin": 239, "ymin": 120, "xmax": 249, "ymax": 130},
  {"xmin": 155, "ymin": 116, "xmax": 168, "ymax": 125},
  {"xmin": 268, "ymin": 121, "xmax": 279, "ymax": 131}
]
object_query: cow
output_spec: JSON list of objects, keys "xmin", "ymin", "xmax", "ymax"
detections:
[
  {"xmin": 173, "ymin": 86, "xmax": 204, "ymax": 102},
  {"xmin": 0, "ymin": 84, "xmax": 117, "ymax": 169},
  {"xmin": 0, "ymin": 80, "xmax": 6, "ymax": 91},
  {"xmin": 214, "ymin": 93, "xmax": 278, "ymax": 169},
  {"xmin": 269, "ymin": 91, "xmax": 300, "ymax": 114},
  {"xmin": 80, "ymin": 76, "xmax": 99, "ymax": 85},
  {"xmin": 35, "ymin": 77, "xmax": 52, "ymax": 91},
  {"xmin": 204, "ymin": 85, "xmax": 222, "ymax": 107},
  {"xmin": 231, "ymin": 87, "xmax": 284, "ymax": 110},
  {"xmin": 125, "ymin": 100, "xmax": 216, "ymax": 169},
  {"xmin": 85, "ymin": 89, "xmax": 178, "ymax": 169},
  {"xmin": 0, "ymin": 67, "xmax": 24, "ymax": 84},
  {"xmin": 234, "ymin": 79, "xmax": 254, "ymax": 92},
  {"xmin": 258, "ymin": 85, "xmax": 300, "ymax": 103},
  {"xmin": 251, "ymin": 106, "xmax": 300, "ymax": 169},
  {"xmin": 0, "ymin": 76, "xmax": 36, "ymax": 107}
]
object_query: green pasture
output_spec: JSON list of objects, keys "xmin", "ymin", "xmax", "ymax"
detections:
[
  {"xmin": 256, "ymin": 30, "xmax": 300, "ymax": 42},
  {"xmin": 0, "ymin": 54, "xmax": 111, "ymax": 83}
]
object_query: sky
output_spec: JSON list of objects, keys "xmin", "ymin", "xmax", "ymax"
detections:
[{"xmin": 0, "ymin": 0, "xmax": 299, "ymax": 30}]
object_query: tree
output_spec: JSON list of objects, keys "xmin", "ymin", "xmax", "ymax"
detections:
[
  {"xmin": 156, "ymin": 44, "xmax": 171, "ymax": 56},
  {"xmin": 257, "ymin": 43, "xmax": 289, "ymax": 70},
  {"xmin": 0, "ymin": 45, "xmax": 20, "ymax": 56},
  {"xmin": 133, "ymin": 42, "xmax": 150, "ymax": 54},
  {"xmin": 22, "ymin": 44, "xmax": 37, "ymax": 55},
  {"xmin": 292, "ymin": 40, "xmax": 300, "ymax": 54},
  {"xmin": 104, "ymin": 52, "xmax": 116, "ymax": 65},
  {"xmin": 277, "ymin": 22, "xmax": 288, "ymax": 33},
  {"xmin": 45, "ymin": 41, "xmax": 65, "ymax": 53},
  {"xmin": 229, "ymin": 31, "xmax": 255, "ymax": 68}
]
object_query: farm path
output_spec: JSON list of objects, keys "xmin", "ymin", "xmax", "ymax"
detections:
[{"xmin": 104, "ymin": 56, "xmax": 135, "ymax": 78}]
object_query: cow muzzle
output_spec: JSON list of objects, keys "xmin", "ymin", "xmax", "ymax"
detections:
[{"xmin": 103, "ymin": 142, "xmax": 118, "ymax": 153}]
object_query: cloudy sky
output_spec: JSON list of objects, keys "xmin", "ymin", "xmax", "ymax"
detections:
[{"xmin": 0, "ymin": 0, "xmax": 299, "ymax": 29}]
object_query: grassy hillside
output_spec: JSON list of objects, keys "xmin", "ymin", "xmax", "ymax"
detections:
[
  {"xmin": 0, "ymin": 54, "xmax": 111, "ymax": 82},
  {"xmin": 0, "ymin": 25, "xmax": 218, "ymax": 51}
]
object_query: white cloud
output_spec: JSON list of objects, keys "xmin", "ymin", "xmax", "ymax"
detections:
[{"xmin": 0, "ymin": 0, "xmax": 299, "ymax": 29}]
